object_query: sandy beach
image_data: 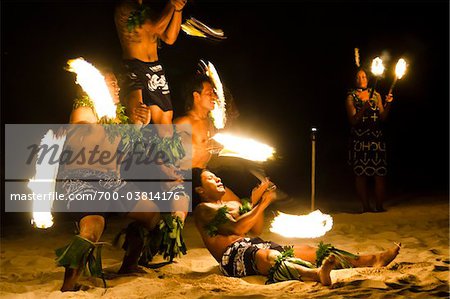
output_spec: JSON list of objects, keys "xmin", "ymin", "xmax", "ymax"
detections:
[{"xmin": 0, "ymin": 194, "xmax": 448, "ymax": 299}]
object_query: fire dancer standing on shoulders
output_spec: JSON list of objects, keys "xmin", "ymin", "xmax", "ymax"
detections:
[
  {"xmin": 115, "ymin": 0, "xmax": 186, "ymax": 130},
  {"xmin": 192, "ymin": 168, "xmax": 401, "ymax": 285}
]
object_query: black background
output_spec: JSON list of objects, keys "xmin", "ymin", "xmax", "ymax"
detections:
[{"xmin": 1, "ymin": 0, "xmax": 449, "ymax": 217}]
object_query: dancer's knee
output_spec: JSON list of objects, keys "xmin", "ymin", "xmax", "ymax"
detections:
[
  {"xmin": 255, "ymin": 249, "xmax": 281, "ymax": 275},
  {"xmin": 79, "ymin": 215, "xmax": 105, "ymax": 242}
]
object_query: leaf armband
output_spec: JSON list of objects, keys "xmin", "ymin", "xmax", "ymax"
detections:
[
  {"xmin": 239, "ymin": 197, "xmax": 252, "ymax": 215},
  {"xmin": 204, "ymin": 206, "xmax": 229, "ymax": 237}
]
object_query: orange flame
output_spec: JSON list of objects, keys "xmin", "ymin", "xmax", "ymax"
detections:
[
  {"xmin": 395, "ymin": 58, "xmax": 407, "ymax": 79},
  {"xmin": 212, "ymin": 133, "xmax": 275, "ymax": 162},
  {"xmin": 29, "ymin": 130, "xmax": 66, "ymax": 229},
  {"xmin": 371, "ymin": 57, "xmax": 385, "ymax": 76},
  {"xmin": 270, "ymin": 210, "xmax": 333, "ymax": 238}
]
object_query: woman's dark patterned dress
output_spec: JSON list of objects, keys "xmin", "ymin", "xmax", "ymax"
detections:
[{"xmin": 348, "ymin": 90, "xmax": 387, "ymax": 176}]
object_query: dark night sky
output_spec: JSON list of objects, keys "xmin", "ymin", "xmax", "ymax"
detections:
[{"xmin": 1, "ymin": 0, "xmax": 449, "ymax": 200}]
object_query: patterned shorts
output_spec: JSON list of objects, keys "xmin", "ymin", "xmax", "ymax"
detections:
[
  {"xmin": 118, "ymin": 59, "xmax": 172, "ymax": 111},
  {"xmin": 219, "ymin": 237, "xmax": 284, "ymax": 277},
  {"xmin": 54, "ymin": 168, "xmax": 141, "ymax": 215}
]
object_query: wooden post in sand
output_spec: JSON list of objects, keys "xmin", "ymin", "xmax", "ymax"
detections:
[{"xmin": 311, "ymin": 127, "xmax": 317, "ymax": 211}]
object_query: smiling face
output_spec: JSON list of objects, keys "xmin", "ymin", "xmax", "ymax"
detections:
[
  {"xmin": 194, "ymin": 81, "xmax": 217, "ymax": 112},
  {"xmin": 356, "ymin": 69, "xmax": 368, "ymax": 89},
  {"xmin": 196, "ymin": 170, "xmax": 226, "ymax": 201}
]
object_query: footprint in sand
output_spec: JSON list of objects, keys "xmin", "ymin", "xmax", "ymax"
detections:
[
  {"xmin": 389, "ymin": 261, "xmax": 433, "ymax": 271},
  {"xmin": 429, "ymin": 248, "xmax": 441, "ymax": 255}
]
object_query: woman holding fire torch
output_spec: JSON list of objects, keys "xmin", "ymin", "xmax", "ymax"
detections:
[{"xmin": 346, "ymin": 68, "xmax": 393, "ymax": 213}]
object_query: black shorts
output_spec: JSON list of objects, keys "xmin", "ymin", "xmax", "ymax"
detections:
[
  {"xmin": 118, "ymin": 59, "xmax": 173, "ymax": 111},
  {"xmin": 219, "ymin": 237, "xmax": 284, "ymax": 277}
]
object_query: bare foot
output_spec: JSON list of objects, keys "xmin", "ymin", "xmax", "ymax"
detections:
[
  {"xmin": 61, "ymin": 283, "xmax": 82, "ymax": 292},
  {"xmin": 318, "ymin": 255, "xmax": 335, "ymax": 286},
  {"xmin": 118, "ymin": 264, "xmax": 147, "ymax": 274},
  {"xmin": 373, "ymin": 243, "xmax": 401, "ymax": 267}
]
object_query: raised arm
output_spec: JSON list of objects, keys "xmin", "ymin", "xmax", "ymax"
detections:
[
  {"xmin": 196, "ymin": 191, "xmax": 274, "ymax": 237},
  {"xmin": 160, "ymin": 0, "xmax": 186, "ymax": 45},
  {"xmin": 250, "ymin": 179, "xmax": 271, "ymax": 205},
  {"xmin": 144, "ymin": 1, "xmax": 175, "ymax": 38},
  {"xmin": 196, "ymin": 203, "xmax": 263, "ymax": 236},
  {"xmin": 115, "ymin": 0, "xmax": 175, "ymax": 36},
  {"xmin": 248, "ymin": 180, "xmax": 274, "ymax": 235},
  {"xmin": 142, "ymin": 0, "xmax": 176, "ymax": 36}
]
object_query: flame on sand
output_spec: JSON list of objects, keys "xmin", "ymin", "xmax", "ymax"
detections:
[
  {"xmin": 66, "ymin": 58, "xmax": 116, "ymax": 120},
  {"xmin": 395, "ymin": 58, "xmax": 407, "ymax": 79},
  {"xmin": 212, "ymin": 133, "xmax": 275, "ymax": 162},
  {"xmin": 29, "ymin": 130, "xmax": 67, "ymax": 229},
  {"xmin": 371, "ymin": 57, "xmax": 385, "ymax": 76},
  {"xmin": 200, "ymin": 60, "xmax": 226, "ymax": 129},
  {"xmin": 270, "ymin": 210, "xmax": 333, "ymax": 238}
]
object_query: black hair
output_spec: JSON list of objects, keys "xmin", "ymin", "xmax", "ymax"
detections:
[
  {"xmin": 192, "ymin": 167, "xmax": 206, "ymax": 209},
  {"xmin": 355, "ymin": 67, "xmax": 370, "ymax": 76},
  {"xmin": 184, "ymin": 74, "xmax": 215, "ymax": 112},
  {"xmin": 354, "ymin": 67, "xmax": 372, "ymax": 87}
]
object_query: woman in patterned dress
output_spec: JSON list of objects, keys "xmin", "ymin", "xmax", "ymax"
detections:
[{"xmin": 346, "ymin": 68, "xmax": 393, "ymax": 212}]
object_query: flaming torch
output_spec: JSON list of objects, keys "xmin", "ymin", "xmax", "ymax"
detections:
[
  {"xmin": 369, "ymin": 57, "xmax": 385, "ymax": 99},
  {"xmin": 66, "ymin": 58, "xmax": 116, "ymax": 120},
  {"xmin": 270, "ymin": 210, "xmax": 333, "ymax": 239},
  {"xmin": 212, "ymin": 133, "xmax": 275, "ymax": 162},
  {"xmin": 29, "ymin": 130, "xmax": 66, "ymax": 229},
  {"xmin": 199, "ymin": 60, "xmax": 227, "ymax": 129},
  {"xmin": 388, "ymin": 58, "xmax": 407, "ymax": 95},
  {"xmin": 181, "ymin": 17, "xmax": 226, "ymax": 41}
]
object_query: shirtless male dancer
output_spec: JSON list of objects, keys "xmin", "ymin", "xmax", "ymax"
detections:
[
  {"xmin": 174, "ymin": 74, "xmax": 276, "ymax": 199},
  {"xmin": 115, "ymin": 0, "xmax": 186, "ymax": 129},
  {"xmin": 115, "ymin": 0, "xmax": 187, "ymax": 194},
  {"xmin": 174, "ymin": 74, "xmax": 218, "ymax": 169},
  {"xmin": 192, "ymin": 168, "xmax": 401, "ymax": 285}
]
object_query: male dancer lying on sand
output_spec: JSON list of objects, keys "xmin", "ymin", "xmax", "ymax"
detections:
[{"xmin": 192, "ymin": 168, "xmax": 401, "ymax": 285}]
